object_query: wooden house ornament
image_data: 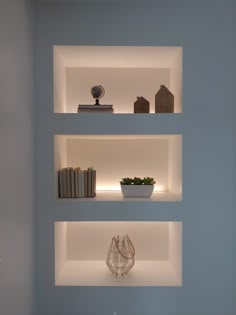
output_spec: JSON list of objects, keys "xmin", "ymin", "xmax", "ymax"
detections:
[
  {"xmin": 155, "ymin": 85, "xmax": 174, "ymax": 113},
  {"xmin": 134, "ymin": 96, "xmax": 150, "ymax": 113}
]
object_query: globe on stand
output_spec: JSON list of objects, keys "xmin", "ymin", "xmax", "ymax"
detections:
[{"xmin": 91, "ymin": 85, "xmax": 105, "ymax": 105}]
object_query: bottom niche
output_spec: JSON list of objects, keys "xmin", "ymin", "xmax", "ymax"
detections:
[{"xmin": 55, "ymin": 221, "xmax": 182, "ymax": 286}]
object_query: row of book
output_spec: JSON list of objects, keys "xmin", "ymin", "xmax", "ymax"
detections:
[{"xmin": 58, "ymin": 167, "xmax": 96, "ymax": 198}]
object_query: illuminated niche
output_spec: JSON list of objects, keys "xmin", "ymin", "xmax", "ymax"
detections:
[
  {"xmin": 53, "ymin": 46, "xmax": 182, "ymax": 113},
  {"xmin": 54, "ymin": 134, "xmax": 182, "ymax": 201},
  {"xmin": 55, "ymin": 221, "xmax": 182, "ymax": 286}
]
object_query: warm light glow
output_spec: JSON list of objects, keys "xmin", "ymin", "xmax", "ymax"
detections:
[
  {"xmin": 55, "ymin": 134, "xmax": 182, "ymax": 200},
  {"xmin": 154, "ymin": 185, "xmax": 165, "ymax": 192},
  {"xmin": 55, "ymin": 221, "xmax": 182, "ymax": 286},
  {"xmin": 96, "ymin": 184, "xmax": 165, "ymax": 192},
  {"xmin": 96, "ymin": 185, "xmax": 123, "ymax": 191},
  {"xmin": 54, "ymin": 46, "xmax": 182, "ymax": 68},
  {"xmin": 53, "ymin": 46, "xmax": 182, "ymax": 113}
]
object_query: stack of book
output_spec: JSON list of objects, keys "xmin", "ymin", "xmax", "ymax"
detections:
[
  {"xmin": 77, "ymin": 104, "xmax": 113, "ymax": 113},
  {"xmin": 58, "ymin": 167, "xmax": 96, "ymax": 198}
]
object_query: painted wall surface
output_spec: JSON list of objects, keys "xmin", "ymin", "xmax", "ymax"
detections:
[
  {"xmin": 35, "ymin": 0, "xmax": 236, "ymax": 315},
  {"xmin": 0, "ymin": 1, "xmax": 34, "ymax": 315}
]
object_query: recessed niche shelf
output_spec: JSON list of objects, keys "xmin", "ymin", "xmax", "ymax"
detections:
[
  {"xmin": 56, "ymin": 191, "xmax": 181, "ymax": 202},
  {"xmin": 52, "ymin": 112, "xmax": 183, "ymax": 135},
  {"xmin": 55, "ymin": 221, "xmax": 182, "ymax": 286},
  {"xmin": 54, "ymin": 134, "xmax": 182, "ymax": 201},
  {"xmin": 53, "ymin": 46, "xmax": 182, "ymax": 113}
]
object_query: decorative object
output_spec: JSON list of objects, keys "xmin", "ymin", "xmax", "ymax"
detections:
[
  {"xmin": 91, "ymin": 85, "xmax": 105, "ymax": 105},
  {"xmin": 77, "ymin": 85, "xmax": 113, "ymax": 112},
  {"xmin": 134, "ymin": 96, "xmax": 150, "ymax": 113},
  {"xmin": 58, "ymin": 167, "xmax": 96, "ymax": 198},
  {"xmin": 155, "ymin": 85, "xmax": 174, "ymax": 113},
  {"xmin": 120, "ymin": 177, "xmax": 155, "ymax": 198},
  {"xmin": 106, "ymin": 234, "xmax": 135, "ymax": 276}
]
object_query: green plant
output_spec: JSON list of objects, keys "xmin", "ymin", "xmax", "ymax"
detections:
[
  {"xmin": 143, "ymin": 177, "xmax": 156, "ymax": 185},
  {"xmin": 133, "ymin": 177, "xmax": 144, "ymax": 185},
  {"xmin": 120, "ymin": 177, "xmax": 133, "ymax": 185},
  {"xmin": 120, "ymin": 177, "xmax": 156, "ymax": 185}
]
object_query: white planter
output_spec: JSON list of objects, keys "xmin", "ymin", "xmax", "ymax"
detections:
[{"xmin": 121, "ymin": 185, "xmax": 154, "ymax": 198}]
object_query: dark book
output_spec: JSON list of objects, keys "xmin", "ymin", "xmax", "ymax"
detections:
[
  {"xmin": 78, "ymin": 104, "xmax": 113, "ymax": 109},
  {"xmin": 84, "ymin": 170, "xmax": 88, "ymax": 197},
  {"xmin": 62, "ymin": 168, "xmax": 68, "ymax": 198},
  {"xmin": 79, "ymin": 170, "xmax": 85, "ymax": 198},
  {"xmin": 58, "ymin": 170, "xmax": 63, "ymax": 198},
  {"xmin": 66, "ymin": 168, "xmax": 71, "ymax": 198},
  {"xmin": 92, "ymin": 169, "xmax": 96, "ymax": 197},
  {"xmin": 87, "ymin": 168, "xmax": 96, "ymax": 198},
  {"xmin": 74, "ymin": 169, "xmax": 80, "ymax": 198},
  {"xmin": 71, "ymin": 169, "xmax": 75, "ymax": 198},
  {"xmin": 77, "ymin": 108, "xmax": 114, "ymax": 113},
  {"xmin": 66, "ymin": 167, "xmax": 73, "ymax": 198},
  {"xmin": 87, "ymin": 168, "xmax": 91, "ymax": 197}
]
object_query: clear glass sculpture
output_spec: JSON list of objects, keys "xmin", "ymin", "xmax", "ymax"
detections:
[{"xmin": 106, "ymin": 234, "xmax": 135, "ymax": 276}]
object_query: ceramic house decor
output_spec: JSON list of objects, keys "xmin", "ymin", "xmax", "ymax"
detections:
[
  {"xmin": 155, "ymin": 85, "xmax": 174, "ymax": 113},
  {"xmin": 134, "ymin": 96, "xmax": 150, "ymax": 113}
]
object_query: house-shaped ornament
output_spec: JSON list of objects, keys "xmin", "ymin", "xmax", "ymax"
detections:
[
  {"xmin": 134, "ymin": 96, "xmax": 150, "ymax": 113},
  {"xmin": 155, "ymin": 85, "xmax": 174, "ymax": 113}
]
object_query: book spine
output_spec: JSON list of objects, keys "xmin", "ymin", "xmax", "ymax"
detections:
[
  {"xmin": 84, "ymin": 170, "xmax": 88, "ymax": 197},
  {"xmin": 78, "ymin": 170, "xmax": 84, "ymax": 198},
  {"xmin": 78, "ymin": 104, "xmax": 113, "ymax": 109},
  {"xmin": 66, "ymin": 168, "xmax": 72, "ymax": 198},
  {"xmin": 58, "ymin": 170, "xmax": 63, "ymax": 198},
  {"xmin": 88, "ymin": 168, "xmax": 92, "ymax": 197},
  {"xmin": 78, "ymin": 108, "xmax": 113, "ymax": 112},
  {"xmin": 62, "ymin": 168, "xmax": 67, "ymax": 198},
  {"xmin": 92, "ymin": 169, "xmax": 96, "ymax": 197},
  {"xmin": 87, "ymin": 167, "xmax": 96, "ymax": 198},
  {"xmin": 75, "ymin": 169, "xmax": 79, "ymax": 198},
  {"xmin": 71, "ymin": 168, "xmax": 75, "ymax": 198},
  {"xmin": 78, "ymin": 171, "xmax": 82, "ymax": 198},
  {"xmin": 80, "ymin": 170, "xmax": 85, "ymax": 197}
]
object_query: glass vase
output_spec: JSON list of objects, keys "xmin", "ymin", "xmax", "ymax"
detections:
[{"xmin": 106, "ymin": 234, "xmax": 135, "ymax": 276}]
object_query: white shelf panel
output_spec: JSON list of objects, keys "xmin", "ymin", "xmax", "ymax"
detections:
[
  {"xmin": 51, "ymin": 201, "xmax": 184, "ymax": 222},
  {"xmin": 56, "ymin": 260, "xmax": 181, "ymax": 286},
  {"xmin": 57, "ymin": 191, "xmax": 182, "ymax": 202},
  {"xmin": 52, "ymin": 113, "xmax": 183, "ymax": 135}
]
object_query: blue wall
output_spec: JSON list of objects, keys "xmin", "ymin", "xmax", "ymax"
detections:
[
  {"xmin": 35, "ymin": 1, "xmax": 236, "ymax": 314},
  {"xmin": 0, "ymin": 0, "xmax": 34, "ymax": 315}
]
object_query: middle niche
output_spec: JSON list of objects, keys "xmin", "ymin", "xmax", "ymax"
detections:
[{"xmin": 54, "ymin": 134, "xmax": 182, "ymax": 200}]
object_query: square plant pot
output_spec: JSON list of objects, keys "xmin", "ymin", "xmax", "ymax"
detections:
[{"xmin": 121, "ymin": 185, "xmax": 154, "ymax": 198}]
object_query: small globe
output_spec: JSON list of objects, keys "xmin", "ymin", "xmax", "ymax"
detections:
[{"xmin": 91, "ymin": 85, "xmax": 105, "ymax": 99}]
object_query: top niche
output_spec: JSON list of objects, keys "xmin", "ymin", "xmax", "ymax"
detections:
[{"xmin": 53, "ymin": 46, "xmax": 182, "ymax": 113}]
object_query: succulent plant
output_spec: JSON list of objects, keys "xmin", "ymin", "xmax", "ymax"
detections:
[
  {"xmin": 120, "ymin": 177, "xmax": 156, "ymax": 185},
  {"xmin": 143, "ymin": 177, "xmax": 156, "ymax": 185},
  {"xmin": 120, "ymin": 177, "xmax": 134, "ymax": 185},
  {"xmin": 133, "ymin": 177, "xmax": 144, "ymax": 185}
]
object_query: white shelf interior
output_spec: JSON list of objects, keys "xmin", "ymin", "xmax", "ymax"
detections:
[
  {"xmin": 54, "ymin": 134, "xmax": 182, "ymax": 200},
  {"xmin": 53, "ymin": 46, "xmax": 182, "ymax": 113},
  {"xmin": 55, "ymin": 221, "xmax": 182, "ymax": 286}
]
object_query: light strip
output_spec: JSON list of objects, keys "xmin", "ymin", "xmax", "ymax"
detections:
[{"xmin": 96, "ymin": 185, "xmax": 165, "ymax": 192}]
